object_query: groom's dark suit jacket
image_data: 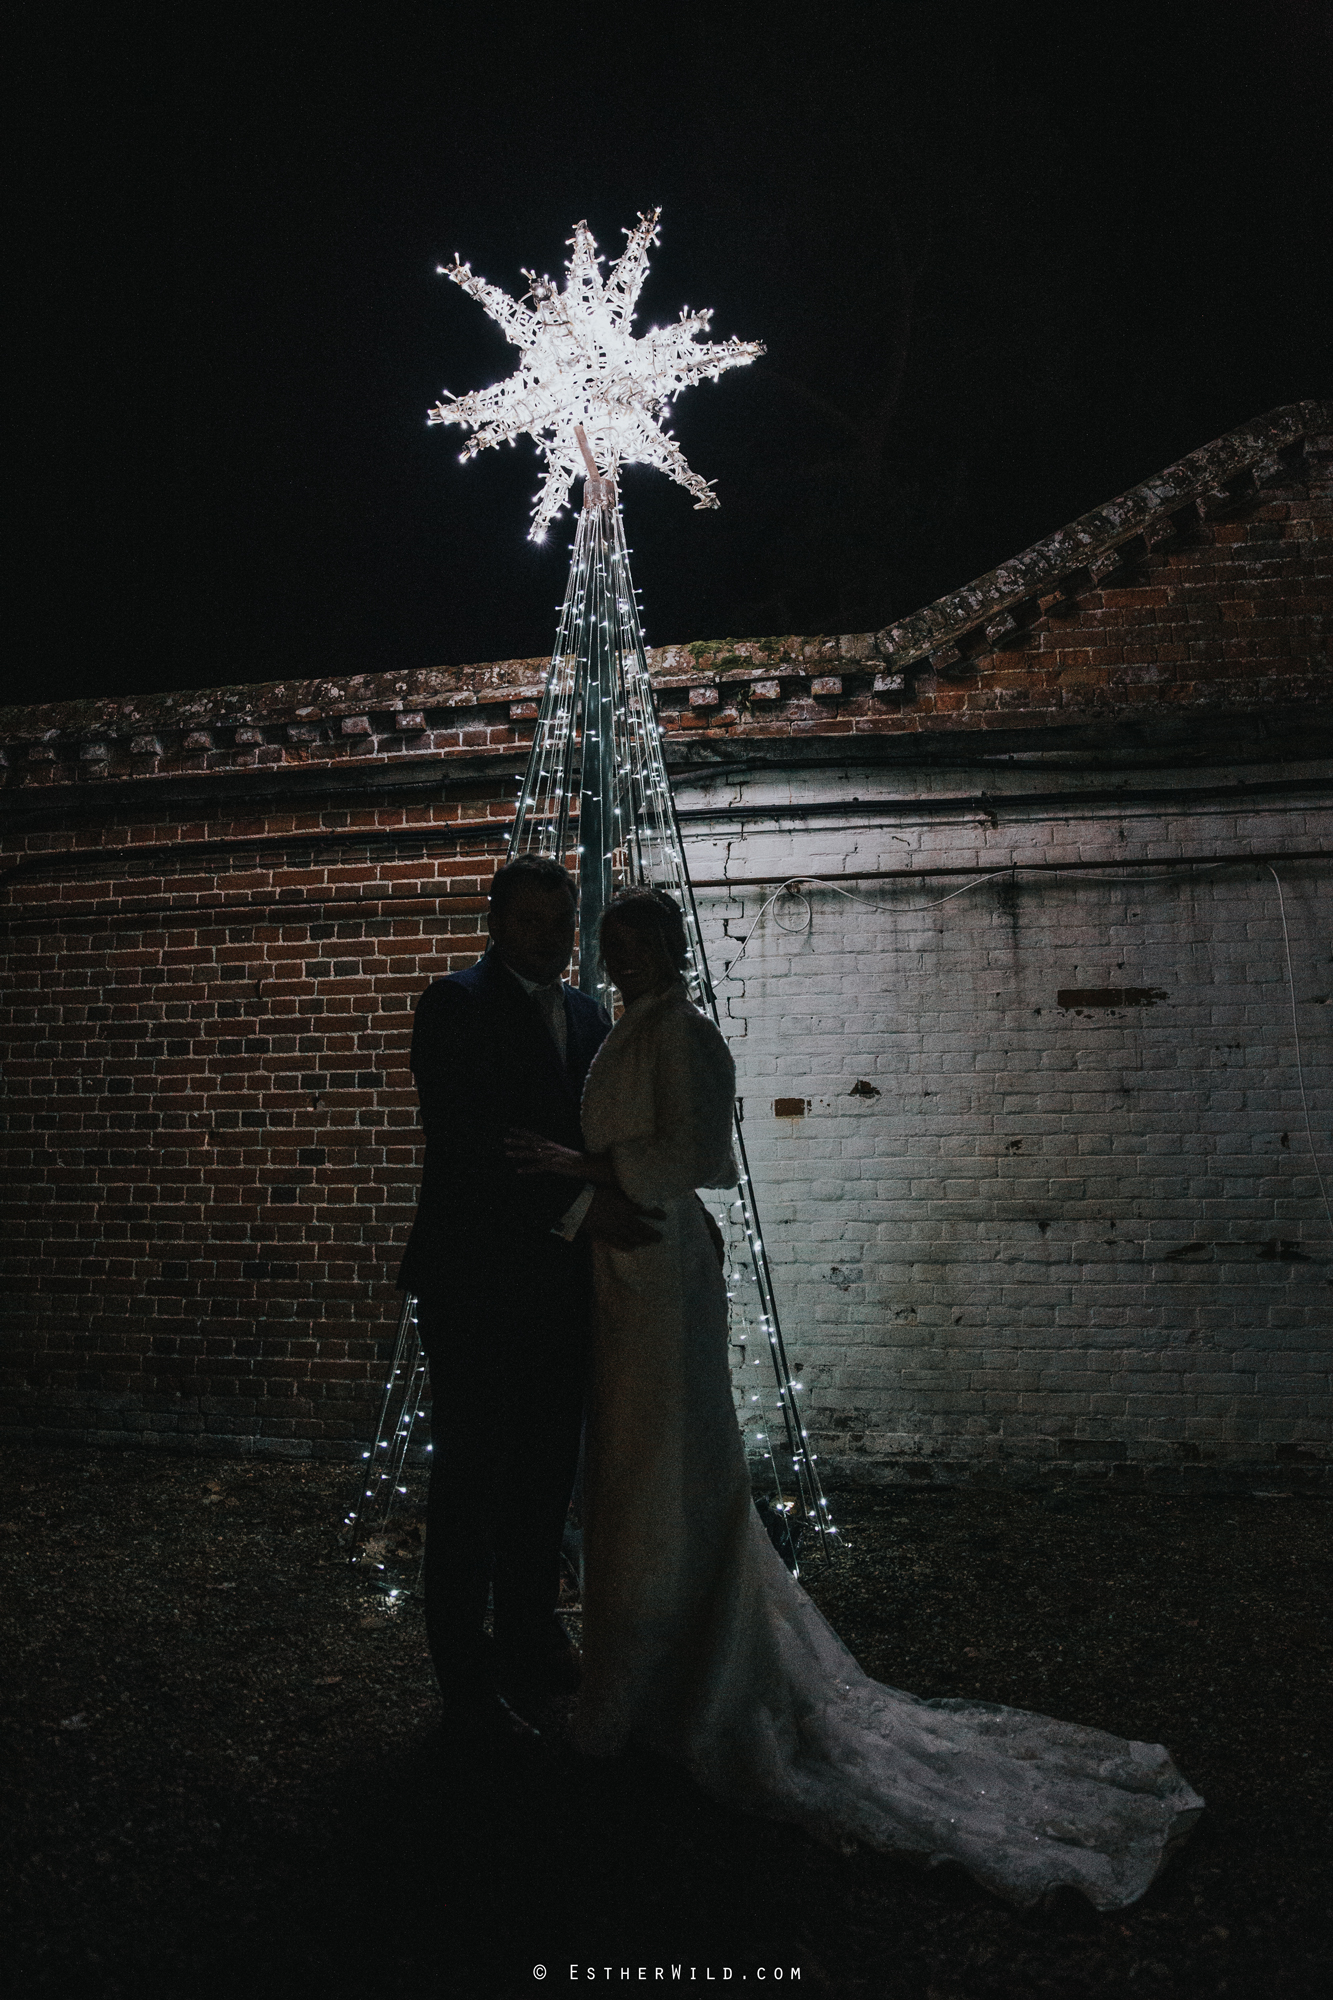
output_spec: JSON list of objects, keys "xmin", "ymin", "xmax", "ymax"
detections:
[{"xmin": 397, "ymin": 949, "xmax": 610, "ymax": 1326}]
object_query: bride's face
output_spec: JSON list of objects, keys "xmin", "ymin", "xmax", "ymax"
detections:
[{"xmin": 600, "ymin": 917, "xmax": 675, "ymax": 1004}]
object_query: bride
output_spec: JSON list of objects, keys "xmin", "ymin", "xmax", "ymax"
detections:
[{"xmin": 508, "ymin": 886, "xmax": 1202, "ymax": 1911}]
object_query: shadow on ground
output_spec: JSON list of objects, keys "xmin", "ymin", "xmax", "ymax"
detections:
[{"xmin": 2, "ymin": 1443, "xmax": 1330, "ymax": 1997}]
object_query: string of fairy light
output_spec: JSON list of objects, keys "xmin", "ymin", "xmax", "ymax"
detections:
[
  {"xmin": 343, "ymin": 212, "xmax": 836, "ymax": 1591},
  {"xmin": 507, "ymin": 472, "xmax": 837, "ymax": 1559}
]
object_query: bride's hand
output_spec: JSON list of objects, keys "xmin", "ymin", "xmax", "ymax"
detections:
[
  {"xmin": 505, "ymin": 1129, "xmax": 616, "ymax": 1182},
  {"xmin": 504, "ymin": 1128, "xmax": 586, "ymax": 1177}
]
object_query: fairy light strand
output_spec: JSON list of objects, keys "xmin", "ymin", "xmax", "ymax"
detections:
[
  {"xmin": 504, "ymin": 481, "xmax": 837, "ymax": 1561},
  {"xmin": 345, "ymin": 214, "xmax": 835, "ymax": 1582},
  {"xmin": 340, "ymin": 1292, "xmax": 430, "ymax": 1592}
]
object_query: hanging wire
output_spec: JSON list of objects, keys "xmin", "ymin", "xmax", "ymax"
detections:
[
  {"xmin": 719, "ymin": 859, "xmax": 1248, "ymax": 976},
  {"xmin": 720, "ymin": 869, "xmax": 1021, "ymax": 978},
  {"xmin": 1269, "ymin": 865, "xmax": 1333, "ymax": 1236},
  {"xmin": 822, "ymin": 869, "xmax": 1021, "ymax": 916}
]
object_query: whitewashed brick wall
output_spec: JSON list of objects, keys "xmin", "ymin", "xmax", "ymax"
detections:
[{"xmin": 681, "ymin": 758, "xmax": 1333, "ymax": 1485}]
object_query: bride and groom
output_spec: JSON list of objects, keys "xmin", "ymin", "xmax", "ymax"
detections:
[{"xmin": 398, "ymin": 857, "xmax": 1202, "ymax": 1910}]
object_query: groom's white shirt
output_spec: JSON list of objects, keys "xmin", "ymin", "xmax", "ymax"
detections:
[{"xmin": 502, "ymin": 960, "xmax": 595, "ymax": 1241}]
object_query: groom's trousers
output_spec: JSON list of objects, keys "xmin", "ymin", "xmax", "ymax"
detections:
[{"xmin": 416, "ymin": 1278, "xmax": 589, "ymax": 1697}]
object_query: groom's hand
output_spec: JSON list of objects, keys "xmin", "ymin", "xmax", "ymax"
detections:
[{"xmin": 580, "ymin": 1186, "xmax": 663, "ymax": 1249}]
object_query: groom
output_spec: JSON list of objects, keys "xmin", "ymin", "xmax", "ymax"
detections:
[{"xmin": 397, "ymin": 856, "xmax": 656, "ymax": 1736}]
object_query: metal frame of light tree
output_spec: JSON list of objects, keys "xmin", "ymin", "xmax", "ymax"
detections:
[
  {"xmin": 508, "ymin": 463, "xmax": 836, "ymax": 1563},
  {"xmin": 343, "ymin": 210, "xmax": 837, "ymax": 1580},
  {"xmin": 342, "ymin": 486, "xmax": 835, "ymax": 1582},
  {"xmin": 342, "ymin": 477, "xmax": 836, "ymax": 1579}
]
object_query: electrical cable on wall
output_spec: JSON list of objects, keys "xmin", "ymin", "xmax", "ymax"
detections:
[
  {"xmin": 1269, "ymin": 866, "xmax": 1333, "ymax": 1237},
  {"xmin": 722, "ymin": 868, "xmax": 1020, "ymax": 975}
]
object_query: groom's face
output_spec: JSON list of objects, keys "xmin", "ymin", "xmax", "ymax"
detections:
[{"xmin": 488, "ymin": 882, "xmax": 577, "ymax": 985}]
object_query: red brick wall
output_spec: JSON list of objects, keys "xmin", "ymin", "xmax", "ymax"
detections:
[
  {"xmin": 898, "ymin": 481, "xmax": 1331, "ymax": 737},
  {"xmin": 1, "ymin": 795, "xmax": 509, "ymax": 1457},
  {"xmin": 654, "ymin": 453, "xmax": 1332, "ymax": 746}
]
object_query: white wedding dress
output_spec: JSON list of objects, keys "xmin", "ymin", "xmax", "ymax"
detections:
[{"xmin": 575, "ymin": 982, "xmax": 1203, "ymax": 1910}]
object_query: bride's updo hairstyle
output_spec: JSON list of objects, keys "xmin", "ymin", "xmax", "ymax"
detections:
[{"xmin": 599, "ymin": 886, "xmax": 689, "ymax": 978}]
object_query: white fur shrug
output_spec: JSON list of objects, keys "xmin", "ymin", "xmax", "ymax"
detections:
[{"xmin": 580, "ymin": 981, "xmax": 737, "ymax": 1208}]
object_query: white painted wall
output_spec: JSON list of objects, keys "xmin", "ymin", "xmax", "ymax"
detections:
[{"xmin": 679, "ymin": 758, "xmax": 1333, "ymax": 1483}]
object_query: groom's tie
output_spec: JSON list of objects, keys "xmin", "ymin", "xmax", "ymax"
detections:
[{"xmin": 533, "ymin": 981, "xmax": 568, "ymax": 1067}]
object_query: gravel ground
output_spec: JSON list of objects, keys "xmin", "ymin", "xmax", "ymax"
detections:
[{"xmin": 1, "ymin": 1441, "xmax": 1330, "ymax": 1999}]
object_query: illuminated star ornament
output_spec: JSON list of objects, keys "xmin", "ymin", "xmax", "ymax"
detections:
[{"xmin": 429, "ymin": 209, "xmax": 764, "ymax": 538}]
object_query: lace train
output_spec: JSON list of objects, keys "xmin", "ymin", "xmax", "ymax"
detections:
[
  {"xmin": 575, "ymin": 988, "xmax": 1202, "ymax": 1909},
  {"xmin": 581, "ymin": 1506, "xmax": 1202, "ymax": 1910}
]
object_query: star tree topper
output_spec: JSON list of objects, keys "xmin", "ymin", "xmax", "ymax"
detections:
[{"xmin": 429, "ymin": 209, "xmax": 764, "ymax": 539}]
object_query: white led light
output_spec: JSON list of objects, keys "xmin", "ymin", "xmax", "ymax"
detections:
[
  {"xmin": 329, "ymin": 219, "xmax": 845, "ymax": 1576},
  {"xmin": 429, "ymin": 210, "xmax": 764, "ymax": 538}
]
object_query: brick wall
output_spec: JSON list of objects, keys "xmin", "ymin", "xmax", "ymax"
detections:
[
  {"xmin": 682, "ymin": 764, "xmax": 1332, "ymax": 1489},
  {"xmin": 1, "ymin": 797, "xmax": 508, "ymax": 1457},
  {"xmin": 2, "ymin": 401, "xmax": 1330, "ymax": 1476}
]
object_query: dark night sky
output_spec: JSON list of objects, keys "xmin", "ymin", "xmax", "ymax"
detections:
[{"xmin": 12, "ymin": 2, "xmax": 1331, "ymax": 706}]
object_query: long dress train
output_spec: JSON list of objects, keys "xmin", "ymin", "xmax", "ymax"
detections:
[{"xmin": 574, "ymin": 982, "xmax": 1203, "ymax": 1912}]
